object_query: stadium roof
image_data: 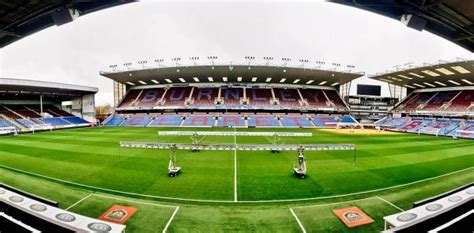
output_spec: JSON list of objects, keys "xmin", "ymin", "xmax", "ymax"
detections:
[
  {"xmin": 0, "ymin": 78, "xmax": 98, "ymax": 96},
  {"xmin": 0, "ymin": 0, "xmax": 135, "ymax": 48},
  {"xmin": 331, "ymin": 0, "xmax": 474, "ymax": 52},
  {"xmin": 100, "ymin": 65, "xmax": 364, "ymax": 87},
  {"xmin": 370, "ymin": 60, "xmax": 474, "ymax": 89}
]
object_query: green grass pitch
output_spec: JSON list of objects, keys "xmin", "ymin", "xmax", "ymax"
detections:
[{"xmin": 0, "ymin": 127, "xmax": 473, "ymax": 232}]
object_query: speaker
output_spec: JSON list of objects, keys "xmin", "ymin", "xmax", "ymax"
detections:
[
  {"xmin": 51, "ymin": 8, "xmax": 79, "ymax": 26},
  {"xmin": 401, "ymin": 14, "xmax": 427, "ymax": 31}
]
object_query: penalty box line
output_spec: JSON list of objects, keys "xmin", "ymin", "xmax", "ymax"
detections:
[
  {"xmin": 289, "ymin": 196, "xmax": 402, "ymax": 233},
  {"xmin": 65, "ymin": 193, "xmax": 181, "ymax": 232},
  {"xmin": 290, "ymin": 208, "xmax": 307, "ymax": 233},
  {"xmin": 65, "ymin": 192, "xmax": 94, "ymax": 211},
  {"xmin": 163, "ymin": 206, "xmax": 180, "ymax": 233},
  {"xmin": 375, "ymin": 196, "xmax": 404, "ymax": 211}
]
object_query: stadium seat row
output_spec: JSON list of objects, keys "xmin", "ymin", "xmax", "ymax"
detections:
[{"xmin": 104, "ymin": 114, "xmax": 358, "ymax": 128}]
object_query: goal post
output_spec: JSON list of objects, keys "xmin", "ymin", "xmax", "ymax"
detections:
[
  {"xmin": 418, "ymin": 127, "xmax": 441, "ymax": 137},
  {"xmin": 31, "ymin": 124, "xmax": 53, "ymax": 134}
]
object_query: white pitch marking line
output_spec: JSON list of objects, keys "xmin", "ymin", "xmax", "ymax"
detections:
[
  {"xmin": 290, "ymin": 208, "xmax": 306, "ymax": 233},
  {"xmin": 234, "ymin": 128, "xmax": 238, "ymax": 203},
  {"xmin": 376, "ymin": 196, "xmax": 404, "ymax": 211},
  {"xmin": 92, "ymin": 193, "xmax": 177, "ymax": 208},
  {"xmin": 65, "ymin": 193, "xmax": 93, "ymax": 211},
  {"xmin": 292, "ymin": 196, "xmax": 377, "ymax": 209},
  {"xmin": 163, "ymin": 206, "xmax": 180, "ymax": 233}
]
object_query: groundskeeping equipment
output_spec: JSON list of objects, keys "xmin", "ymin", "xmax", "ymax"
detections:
[
  {"xmin": 168, "ymin": 144, "xmax": 181, "ymax": 177},
  {"xmin": 293, "ymin": 146, "xmax": 307, "ymax": 178}
]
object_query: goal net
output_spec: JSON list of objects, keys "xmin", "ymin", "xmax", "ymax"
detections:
[
  {"xmin": 418, "ymin": 127, "xmax": 441, "ymax": 137},
  {"xmin": 31, "ymin": 124, "xmax": 53, "ymax": 133}
]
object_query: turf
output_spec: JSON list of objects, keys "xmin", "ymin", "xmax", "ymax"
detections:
[
  {"xmin": 0, "ymin": 127, "xmax": 473, "ymax": 232},
  {"xmin": 0, "ymin": 127, "xmax": 472, "ymax": 201}
]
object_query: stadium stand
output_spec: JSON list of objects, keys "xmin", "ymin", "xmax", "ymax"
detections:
[
  {"xmin": 121, "ymin": 115, "xmax": 153, "ymax": 127},
  {"xmin": 149, "ymin": 114, "xmax": 183, "ymax": 127},
  {"xmin": 312, "ymin": 116, "xmax": 338, "ymax": 127},
  {"xmin": 370, "ymin": 60, "xmax": 474, "ymax": 139},
  {"xmin": 113, "ymin": 86, "xmax": 349, "ymax": 112},
  {"xmin": 0, "ymin": 105, "xmax": 90, "ymax": 129},
  {"xmin": 300, "ymin": 89, "xmax": 329, "ymax": 109},
  {"xmin": 217, "ymin": 114, "xmax": 245, "ymax": 127},
  {"xmin": 162, "ymin": 87, "xmax": 192, "ymax": 107},
  {"xmin": 376, "ymin": 117, "xmax": 474, "ymax": 138},
  {"xmin": 190, "ymin": 88, "xmax": 219, "ymax": 107},
  {"xmin": 247, "ymin": 88, "xmax": 273, "ymax": 107},
  {"xmin": 221, "ymin": 87, "xmax": 244, "ymax": 107},
  {"xmin": 104, "ymin": 115, "xmax": 125, "ymax": 126},
  {"xmin": 280, "ymin": 115, "xmax": 313, "ymax": 128},
  {"xmin": 101, "ymin": 62, "xmax": 363, "ymax": 128},
  {"xmin": 0, "ymin": 78, "xmax": 96, "ymax": 134},
  {"xmin": 324, "ymin": 90, "xmax": 349, "ymax": 110},
  {"xmin": 247, "ymin": 114, "xmax": 280, "ymax": 128},
  {"xmin": 182, "ymin": 115, "xmax": 215, "ymax": 127}
]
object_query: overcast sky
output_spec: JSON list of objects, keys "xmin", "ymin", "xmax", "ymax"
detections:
[{"xmin": 0, "ymin": 0, "xmax": 472, "ymax": 105}]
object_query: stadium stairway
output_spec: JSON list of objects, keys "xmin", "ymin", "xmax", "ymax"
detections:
[
  {"xmin": 0, "ymin": 114, "xmax": 24, "ymax": 130},
  {"xmin": 104, "ymin": 115, "xmax": 125, "ymax": 126}
]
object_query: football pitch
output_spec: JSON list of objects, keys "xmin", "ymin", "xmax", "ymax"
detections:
[{"xmin": 0, "ymin": 127, "xmax": 473, "ymax": 232}]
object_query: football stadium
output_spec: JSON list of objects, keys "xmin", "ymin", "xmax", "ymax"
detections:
[{"xmin": 0, "ymin": 1, "xmax": 473, "ymax": 232}]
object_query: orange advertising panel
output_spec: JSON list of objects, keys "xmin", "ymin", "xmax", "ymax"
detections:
[
  {"xmin": 333, "ymin": 207, "xmax": 374, "ymax": 228},
  {"xmin": 99, "ymin": 205, "xmax": 137, "ymax": 224}
]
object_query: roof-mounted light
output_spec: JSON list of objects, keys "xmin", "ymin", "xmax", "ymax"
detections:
[
  {"xmin": 409, "ymin": 72, "xmax": 424, "ymax": 78},
  {"xmin": 398, "ymin": 74, "xmax": 412, "ymax": 80},
  {"xmin": 421, "ymin": 70, "xmax": 440, "ymax": 77},
  {"xmin": 435, "ymin": 68, "xmax": 454, "ymax": 75},
  {"xmin": 451, "ymin": 66, "xmax": 470, "ymax": 74}
]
